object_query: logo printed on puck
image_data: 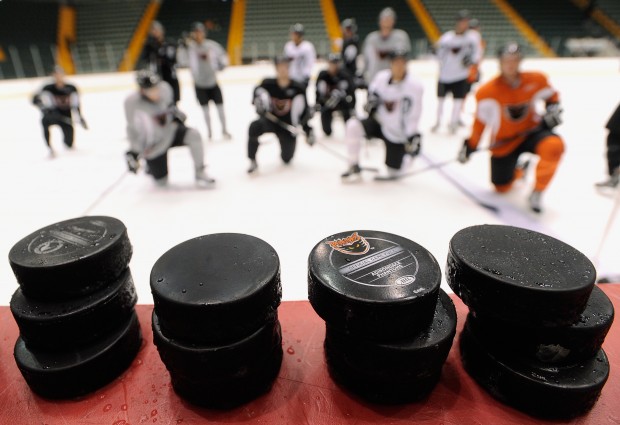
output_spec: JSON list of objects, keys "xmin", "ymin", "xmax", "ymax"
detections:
[
  {"xmin": 327, "ymin": 232, "xmax": 419, "ymax": 287},
  {"xmin": 28, "ymin": 219, "xmax": 109, "ymax": 258}
]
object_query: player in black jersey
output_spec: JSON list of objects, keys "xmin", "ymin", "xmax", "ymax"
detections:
[
  {"xmin": 315, "ymin": 53, "xmax": 355, "ymax": 136},
  {"xmin": 247, "ymin": 56, "xmax": 311, "ymax": 174},
  {"xmin": 32, "ymin": 66, "xmax": 87, "ymax": 157},
  {"xmin": 340, "ymin": 19, "xmax": 361, "ymax": 86},
  {"xmin": 596, "ymin": 102, "xmax": 620, "ymax": 189},
  {"xmin": 140, "ymin": 20, "xmax": 180, "ymax": 103}
]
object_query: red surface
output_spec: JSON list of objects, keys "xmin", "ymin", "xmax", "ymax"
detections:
[{"xmin": 1, "ymin": 288, "xmax": 620, "ymax": 424}]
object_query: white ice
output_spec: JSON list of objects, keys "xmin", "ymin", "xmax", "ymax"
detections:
[{"xmin": 1, "ymin": 57, "xmax": 618, "ymax": 306}]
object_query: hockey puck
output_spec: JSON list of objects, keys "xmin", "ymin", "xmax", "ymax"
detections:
[
  {"xmin": 308, "ymin": 230, "xmax": 441, "ymax": 340},
  {"xmin": 324, "ymin": 290, "xmax": 456, "ymax": 404},
  {"xmin": 152, "ymin": 310, "xmax": 282, "ymax": 379},
  {"xmin": 14, "ymin": 310, "xmax": 142, "ymax": 399},
  {"xmin": 9, "ymin": 216, "xmax": 132, "ymax": 300},
  {"xmin": 460, "ymin": 316, "xmax": 610, "ymax": 419},
  {"xmin": 169, "ymin": 341, "xmax": 283, "ymax": 409},
  {"xmin": 10, "ymin": 269, "xmax": 137, "ymax": 350},
  {"xmin": 467, "ymin": 285, "xmax": 614, "ymax": 365},
  {"xmin": 446, "ymin": 225, "xmax": 595, "ymax": 326},
  {"xmin": 150, "ymin": 233, "xmax": 281, "ymax": 344}
]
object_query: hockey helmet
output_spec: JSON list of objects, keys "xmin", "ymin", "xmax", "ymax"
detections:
[
  {"xmin": 274, "ymin": 55, "xmax": 291, "ymax": 65},
  {"xmin": 456, "ymin": 9, "xmax": 471, "ymax": 21},
  {"xmin": 290, "ymin": 23, "xmax": 305, "ymax": 35},
  {"xmin": 379, "ymin": 7, "xmax": 396, "ymax": 22},
  {"xmin": 497, "ymin": 42, "xmax": 523, "ymax": 58},
  {"xmin": 191, "ymin": 21, "xmax": 206, "ymax": 33},
  {"xmin": 341, "ymin": 18, "xmax": 357, "ymax": 33},
  {"xmin": 327, "ymin": 52, "xmax": 342, "ymax": 63},
  {"xmin": 469, "ymin": 18, "xmax": 480, "ymax": 29},
  {"xmin": 136, "ymin": 69, "xmax": 160, "ymax": 89},
  {"xmin": 388, "ymin": 48, "xmax": 410, "ymax": 60}
]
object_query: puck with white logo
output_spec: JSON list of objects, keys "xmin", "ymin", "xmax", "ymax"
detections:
[
  {"xmin": 467, "ymin": 285, "xmax": 614, "ymax": 365},
  {"xmin": 308, "ymin": 230, "xmax": 441, "ymax": 340},
  {"xmin": 150, "ymin": 233, "xmax": 281, "ymax": 344},
  {"xmin": 324, "ymin": 290, "xmax": 457, "ymax": 403},
  {"xmin": 446, "ymin": 225, "xmax": 595, "ymax": 327},
  {"xmin": 460, "ymin": 316, "xmax": 610, "ymax": 419},
  {"xmin": 14, "ymin": 311, "xmax": 142, "ymax": 399},
  {"xmin": 153, "ymin": 311, "xmax": 283, "ymax": 408},
  {"xmin": 9, "ymin": 216, "xmax": 132, "ymax": 300},
  {"xmin": 10, "ymin": 269, "xmax": 137, "ymax": 350}
]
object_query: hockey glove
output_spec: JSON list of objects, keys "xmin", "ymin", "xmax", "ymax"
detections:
[
  {"xmin": 543, "ymin": 103, "xmax": 563, "ymax": 129},
  {"xmin": 462, "ymin": 54, "xmax": 474, "ymax": 67},
  {"xmin": 170, "ymin": 107, "xmax": 187, "ymax": 123},
  {"xmin": 364, "ymin": 93, "xmax": 380, "ymax": 115},
  {"xmin": 253, "ymin": 94, "xmax": 270, "ymax": 116},
  {"xmin": 458, "ymin": 139, "xmax": 476, "ymax": 163},
  {"xmin": 405, "ymin": 133, "xmax": 422, "ymax": 156},
  {"xmin": 125, "ymin": 151, "xmax": 140, "ymax": 174}
]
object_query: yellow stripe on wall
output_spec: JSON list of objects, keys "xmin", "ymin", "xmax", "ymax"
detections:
[
  {"xmin": 118, "ymin": 1, "xmax": 161, "ymax": 72},
  {"xmin": 571, "ymin": 0, "xmax": 620, "ymax": 39},
  {"xmin": 319, "ymin": 0, "xmax": 342, "ymax": 52},
  {"xmin": 490, "ymin": 0, "xmax": 557, "ymax": 57},
  {"xmin": 227, "ymin": 0, "xmax": 246, "ymax": 66},
  {"xmin": 57, "ymin": 5, "xmax": 76, "ymax": 74},
  {"xmin": 405, "ymin": 0, "xmax": 441, "ymax": 44}
]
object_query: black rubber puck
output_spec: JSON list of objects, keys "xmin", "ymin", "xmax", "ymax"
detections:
[
  {"xmin": 324, "ymin": 290, "xmax": 457, "ymax": 404},
  {"xmin": 467, "ymin": 285, "xmax": 614, "ymax": 365},
  {"xmin": 460, "ymin": 316, "xmax": 610, "ymax": 419},
  {"xmin": 14, "ymin": 310, "xmax": 142, "ymax": 399},
  {"xmin": 446, "ymin": 225, "xmax": 595, "ymax": 327},
  {"xmin": 308, "ymin": 230, "xmax": 441, "ymax": 340},
  {"xmin": 9, "ymin": 216, "xmax": 132, "ymax": 300},
  {"xmin": 152, "ymin": 310, "xmax": 282, "ymax": 379},
  {"xmin": 150, "ymin": 233, "xmax": 281, "ymax": 345},
  {"xmin": 168, "ymin": 341, "xmax": 283, "ymax": 409},
  {"xmin": 10, "ymin": 269, "xmax": 137, "ymax": 350}
]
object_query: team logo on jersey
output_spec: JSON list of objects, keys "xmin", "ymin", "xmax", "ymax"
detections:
[
  {"xmin": 384, "ymin": 100, "xmax": 396, "ymax": 112},
  {"xmin": 505, "ymin": 103, "xmax": 529, "ymax": 121},
  {"xmin": 326, "ymin": 232, "xmax": 370, "ymax": 255},
  {"xmin": 272, "ymin": 98, "xmax": 292, "ymax": 116},
  {"xmin": 451, "ymin": 47, "xmax": 462, "ymax": 54}
]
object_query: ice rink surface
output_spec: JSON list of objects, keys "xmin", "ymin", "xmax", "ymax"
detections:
[{"xmin": 1, "ymin": 57, "xmax": 618, "ymax": 305}]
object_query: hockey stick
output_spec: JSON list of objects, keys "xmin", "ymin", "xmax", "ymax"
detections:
[
  {"xmin": 263, "ymin": 112, "xmax": 379, "ymax": 173},
  {"xmin": 82, "ymin": 171, "xmax": 130, "ymax": 215}
]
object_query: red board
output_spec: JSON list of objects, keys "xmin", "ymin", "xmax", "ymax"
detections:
[{"xmin": 1, "ymin": 287, "xmax": 619, "ymax": 424}]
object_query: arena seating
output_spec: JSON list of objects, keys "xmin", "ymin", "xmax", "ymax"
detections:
[{"xmin": 0, "ymin": 1, "xmax": 57, "ymax": 79}]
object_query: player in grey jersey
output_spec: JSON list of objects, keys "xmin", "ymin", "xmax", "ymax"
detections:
[
  {"xmin": 186, "ymin": 22, "xmax": 231, "ymax": 140},
  {"xmin": 361, "ymin": 7, "xmax": 411, "ymax": 86},
  {"xmin": 124, "ymin": 70, "xmax": 215, "ymax": 188}
]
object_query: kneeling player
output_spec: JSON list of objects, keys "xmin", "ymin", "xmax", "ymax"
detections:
[
  {"xmin": 315, "ymin": 53, "xmax": 356, "ymax": 136},
  {"xmin": 247, "ymin": 56, "xmax": 311, "ymax": 173},
  {"xmin": 124, "ymin": 70, "xmax": 215, "ymax": 188},
  {"xmin": 341, "ymin": 49, "xmax": 423, "ymax": 181},
  {"xmin": 458, "ymin": 43, "xmax": 564, "ymax": 213}
]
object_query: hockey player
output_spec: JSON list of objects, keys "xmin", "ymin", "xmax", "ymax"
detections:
[
  {"xmin": 596, "ymin": 102, "xmax": 620, "ymax": 189},
  {"xmin": 341, "ymin": 49, "xmax": 423, "ymax": 181},
  {"xmin": 457, "ymin": 43, "xmax": 564, "ymax": 213},
  {"xmin": 283, "ymin": 23, "xmax": 316, "ymax": 145},
  {"xmin": 247, "ymin": 56, "xmax": 311, "ymax": 174},
  {"xmin": 124, "ymin": 70, "xmax": 215, "ymax": 188},
  {"xmin": 340, "ymin": 19, "xmax": 360, "ymax": 80},
  {"xmin": 315, "ymin": 53, "xmax": 356, "ymax": 136},
  {"xmin": 186, "ymin": 22, "xmax": 231, "ymax": 140},
  {"xmin": 140, "ymin": 20, "xmax": 180, "ymax": 103},
  {"xmin": 433, "ymin": 10, "xmax": 482, "ymax": 134},
  {"xmin": 361, "ymin": 7, "xmax": 411, "ymax": 86},
  {"xmin": 32, "ymin": 66, "xmax": 87, "ymax": 157}
]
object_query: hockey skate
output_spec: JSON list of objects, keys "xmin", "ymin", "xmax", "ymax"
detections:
[
  {"xmin": 154, "ymin": 176, "xmax": 169, "ymax": 188},
  {"xmin": 247, "ymin": 160, "xmax": 258, "ymax": 174},
  {"xmin": 306, "ymin": 130, "xmax": 316, "ymax": 147},
  {"xmin": 341, "ymin": 164, "xmax": 361, "ymax": 182},
  {"xmin": 528, "ymin": 190, "xmax": 543, "ymax": 213},
  {"xmin": 595, "ymin": 171, "xmax": 619, "ymax": 189},
  {"xmin": 195, "ymin": 171, "xmax": 216, "ymax": 189}
]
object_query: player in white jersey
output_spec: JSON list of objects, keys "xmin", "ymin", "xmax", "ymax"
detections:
[
  {"xmin": 283, "ymin": 23, "xmax": 317, "ymax": 145},
  {"xmin": 342, "ymin": 49, "xmax": 423, "ymax": 181},
  {"xmin": 432, "ymin": 10, "xmax": 482, "ymax": 134},
  {"xmin": 361, "ymin": 7, "xmax": 411, "ymax": 86},
  {"xmin": 186, "ymin": 22, "xmax": 231, "ymax": 140},
  {"xmin": 124, "ymin": 70, "xmax": 215, "ymax": 188}
]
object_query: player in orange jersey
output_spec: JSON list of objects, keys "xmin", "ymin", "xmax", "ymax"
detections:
[{"xmin": 457, "ymin": 43, "xmax": 564, "ymax": 213}]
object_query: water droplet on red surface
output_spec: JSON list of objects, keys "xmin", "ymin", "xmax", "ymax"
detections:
[
  {"xmin": 103, "ymin": 404, "xmax": 112, "ymax": 412},
  {"xmin": 286, "ymin": 346, "xmax": 295, "ymax": 355},
  {"xmin": 121, "ymin": 404, "xmax": 128, "ymax": 411},
  {"xmin": 151, "ymin": 409, "xmax": 158, "ymax": 417}
]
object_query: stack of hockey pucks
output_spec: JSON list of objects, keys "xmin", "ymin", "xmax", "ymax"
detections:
[
  {"xmin": 150, "ymin": 233, "xmax": 283, "ymax": 408},
  {"xmin": 447, "ymin": 224, "xmax": 613, "ymax": 419},
  {"xmin": 8, "ymin": 216, "xmax": 141, "ymax": 399},
  {"xmin": 308, "ymin": 230, "xmax": 457, "ymax": 403}
]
